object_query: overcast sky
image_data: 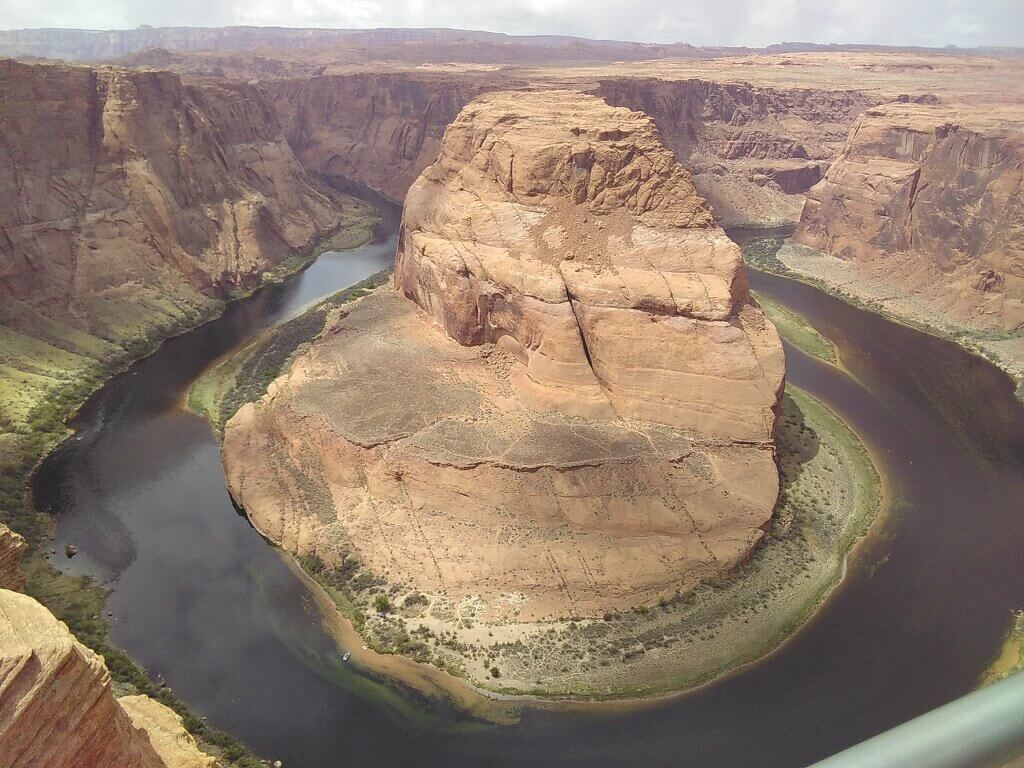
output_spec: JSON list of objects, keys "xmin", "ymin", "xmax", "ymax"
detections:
[{"xmin": 1, "ymin": 0, "xmax": 1021, "ymax": 48}]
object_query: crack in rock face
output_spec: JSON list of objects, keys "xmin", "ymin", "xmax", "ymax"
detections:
[
  {"xmin": 396, "ymin": 90, "xmax": 784, "ymax": 442},
  {"xmin": 224, "ymin": 90, "xmax": 785, "ymax": 622}
]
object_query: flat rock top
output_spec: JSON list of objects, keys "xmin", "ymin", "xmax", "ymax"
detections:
[{"xmin": 289, "ymin": 292, "xmax": 700, "ymax": 469}]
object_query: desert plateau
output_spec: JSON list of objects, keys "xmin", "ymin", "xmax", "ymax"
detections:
[{"xmin": 0, "ymin": 9, "xmax": 1023, "ymax": 768}]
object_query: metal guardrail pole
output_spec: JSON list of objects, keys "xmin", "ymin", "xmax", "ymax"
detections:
[{"xmin": 809, "ymin": 672, "xmax": 1024, "ymax": 768}]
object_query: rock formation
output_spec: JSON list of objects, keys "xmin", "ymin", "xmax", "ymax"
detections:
[
  {"xmin": 796, "ymin": 102, "xmax": 1024, "ymax": 331},
  {"xmin": 0, "ymin": 525, "xmax": 26, "ymax": 592},
  {"xmin": 396, "ymin": 90, "xmax": 784, "ymax": 439},
  {"xmin": 0, "ymin": 590, "xmax": 214, "ymax": 768},
  {"xmin": 0, "ymin": 58, "xmax": 368, "ymax": 355},
  {"xmin": 223, "ymin": 91, "xmax": 783, "ymax": 622},
  {"xmin": 595, "ymin": 78, "xmax": 876, "ymax": 227},
  {"xmin": 0, "ymin": 532, "xmax": 213, "ymax": 768}
]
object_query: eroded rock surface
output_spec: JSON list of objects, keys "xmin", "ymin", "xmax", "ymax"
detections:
[
  {"xmin": 796, "ymin": 102, "xmax": 1024, "ymax": 331},
  {"xmin": 224, "ymin": 91, "xmax": 783, "ymax": 622},
  {"xmin": 0, "ymin": 58, "xmax": 366, "ymax": 351},
  {"xmin": 0, "ymin": 526, "xmax": 25, "ymax": 592},
  {"xmin": 0, "ymin": 590, "xmax": 213, "ymax": 768},
  {"xmin": 397, "ymin": 90, "xmax": 784, "ymax": 439}
]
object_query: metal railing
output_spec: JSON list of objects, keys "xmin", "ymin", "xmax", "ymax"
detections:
[{"xmin": 810, "ymin": 672, "xmax": 1024, "ymax": 768}]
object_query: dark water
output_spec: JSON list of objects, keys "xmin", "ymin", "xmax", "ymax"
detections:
[{"xmin": 35, "ymin": 213, "xmax": 1024, "ymax": 767}]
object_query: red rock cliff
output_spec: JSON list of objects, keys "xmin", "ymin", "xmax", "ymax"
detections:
[
  {"xmin": 0, "ymin": 59, "xmax": 362, "ymax": 348},
  {"xmin": 795, "ymin": 102, "xmax": 1024, "ymax": 330}
]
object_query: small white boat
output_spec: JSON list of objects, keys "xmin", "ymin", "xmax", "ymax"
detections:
[{"xmin": 342, "ymin": 650, "xmax": 351, "ymax": 661}]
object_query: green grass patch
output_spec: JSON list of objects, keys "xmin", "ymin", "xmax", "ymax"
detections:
[
  {"xmin": 189, "ymin": 270, "xmax": 392, "ymax": 436},
  {"xmin": 755, "ymin": 293, "xmax": 838, "ymax": 365}
]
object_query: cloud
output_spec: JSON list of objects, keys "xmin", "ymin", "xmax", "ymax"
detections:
[{"xmin": 1, "ymin": 0, "xmax": 1021, "ymax": 47}]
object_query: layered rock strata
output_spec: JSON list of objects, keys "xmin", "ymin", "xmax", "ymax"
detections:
[
  {"xmin": 0, "ymin": 526, "xmax": 25, "ymax": 592},
  {"xmin": 0, "ymin": 538, "xmax": 213, "ymax": 768},
  {"xmin": 223, "ymin": 91, "xmax": 783, "ymax": 622},
  {"xmin": 795, "ymin": 102, "xmax": 1024, "ymax": 332},
  {"xmin": 0, "ymin": 590, "xmax": 214, "ymax": 768},
  {"xmin": 0, "ymin": 58, "xmax": 365, "ymax": 351}
]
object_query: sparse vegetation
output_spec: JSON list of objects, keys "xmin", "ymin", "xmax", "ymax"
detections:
[
  {"xmin": 0, "ymin": 210, "xmax": 379, "ymax": 765},
  {"xmin": 755, "ymin": 293, "xmax": 839, "ymax": 365},
  {"xmin": 189, "ymin": 270, "xmax": 392, "ymax": 434}
]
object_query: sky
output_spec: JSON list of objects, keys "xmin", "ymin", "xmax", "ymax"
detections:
[{"xmin": 1, "ymin": 0, "xmax": 1022, "ymax": 49}]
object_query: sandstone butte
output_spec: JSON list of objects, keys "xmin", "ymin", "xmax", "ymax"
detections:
[
  {"xmin": 0, "ymin": 524, "xmax": 214, "ymax": 768},
  {"xmin": 796, "ymin": 101, "xmax": 1024, "ymax": 332},
  {"xmin": 223, "ymin": 91, "xmax": 785, "ymax": 623}
]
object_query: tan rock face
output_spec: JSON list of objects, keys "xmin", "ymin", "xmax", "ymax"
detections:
[
  {"xmin": 224, "ymin": 91, "xmax": 783, "ymax": 622},
  {"xmin": 796, "ymin": 102, "xmax": 1024, "ymax": 331},
  {"xmin": 396, "ymin": 90, "xmax": 784, "ymax": 441},
  {"xmin": 0, "ymin": 58, "xmax": 357, "ymax": 346},
  {"xmin": 0, "ymin": 525, "xmax": 26, "ymax": 592},
  {"xmin": 595, "ymin": 78, "xmax": 876, "ymax": 227},
  {"xmin": 0, "ymin": 589, "xmax": 213, "ymax": 768}
]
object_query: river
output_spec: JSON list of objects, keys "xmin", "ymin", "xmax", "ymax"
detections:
[{"xmin": 35, "ymin": 207, "xmax": 1024, "ymax": 767}]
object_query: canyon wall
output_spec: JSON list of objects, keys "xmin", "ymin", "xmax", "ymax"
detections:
[
  {"xmin": 795, "ymin": 102, "xmax": 1024, "ymax": 331},
  {"xmin": 223, "ymin": 91, "xmax": 783, "ymax": 623},
  {"xmin": 595, "ymin": 78, "xmax": 876, "ymax": 226},
  {"xmin": 265, "ymin": 71, "xmax": 872, "ymax": 227},
  {"xmin": 0, "ymin": 58, "xmax": 366, "ymax": 353},
  {"xmin": 265, "ymin": 73, "xmax": 497, "ymax": 200}
]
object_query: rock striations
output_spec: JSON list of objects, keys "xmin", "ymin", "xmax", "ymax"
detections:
[
  {"xmin": 796, "ymin": 102, "xmax": 1024, "ymax": 331},
  {"xmin": 223, "ymin": 91, "xmax": 784, "ymax": 622},
  {"xmin": 0, "ymin": 526, "xmax": 25, "ymax": 592},
  {"xmin": 0, "ymin": 590, "xmax": 214, "ymax": 768},
  {"xmin": 0, "ymin": 531, "xmax": 213, "ymax": 768},
  {"xmin": 0, "ymin": 58, "xmax": 367, "ymax": 352}
]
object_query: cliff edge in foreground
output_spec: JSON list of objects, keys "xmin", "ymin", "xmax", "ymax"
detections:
[{"xmin": 0, "ymin": 525, "xmax": 214, "ymax": 768}]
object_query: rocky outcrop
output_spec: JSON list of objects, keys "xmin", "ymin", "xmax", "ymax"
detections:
[
  {"xmin": 396, "ymin": 90, "xmax": 784, "ymax": 439},
  {"xmin": 795, "ymin": 102, "xmax": 1024, "ymax": 331},
  {"xmin": 596, "ymin": 78, "xmax": 876, "ymax": 226},
  {"xmin": 0, "ymin": 526, "xmax": 25, "ymax": 592},
  {"xmin": 0, "ymin": 58, "xmax": 366, "ymax": 351},
  {"xmin": 0, "ymin": 589, "xmax": 214, "ymax": 768},
  {"xmin": 264, "ymin": 71, "xmax": 872, "ymax": 228},
  {"xmin": 223, "ymin": 91, "xmax": 783, "ymax": 622}
]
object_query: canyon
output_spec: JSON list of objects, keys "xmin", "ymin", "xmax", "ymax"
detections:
[
  {"xmin": 0, "ymin": 57, "xmax": 377, "ymax": 432},
  {"xmin": 0, "ymin": 23, "xmax": 1021, "ymax": 761}
]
